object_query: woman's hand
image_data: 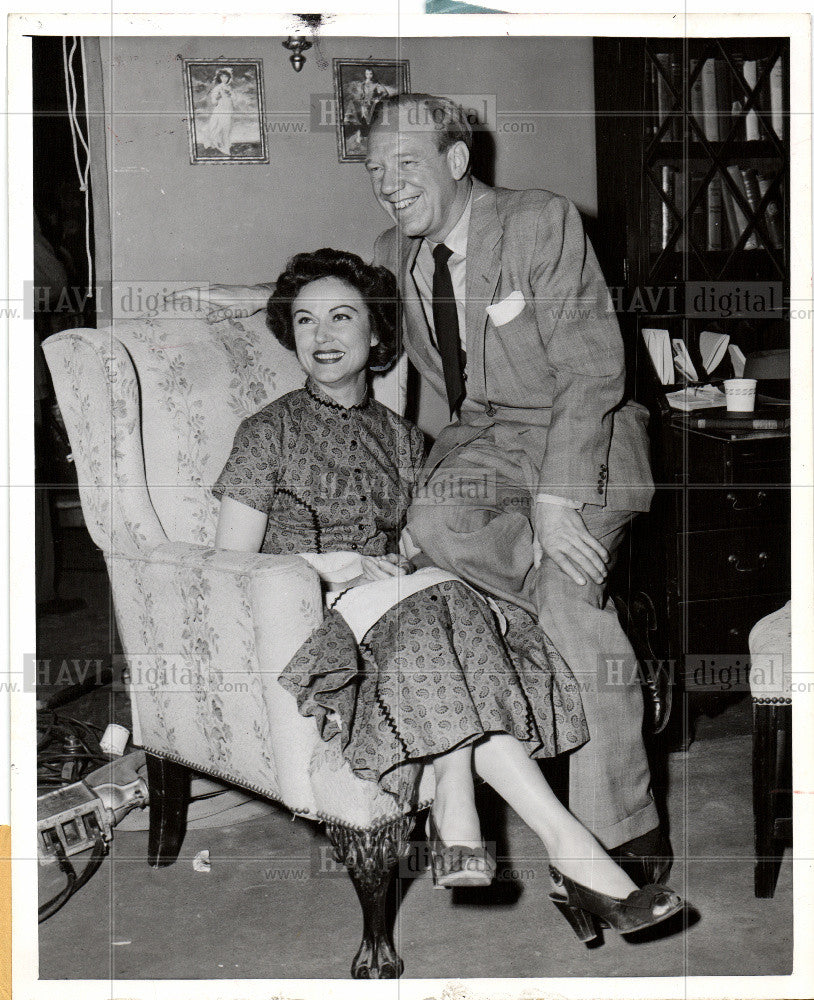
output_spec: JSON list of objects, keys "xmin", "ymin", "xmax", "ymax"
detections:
[
  {"xmin": 359, "ymin": 553, "xmax": 414, "ymax": 582},
  {"xmin": 334, "ymin": 554, "xmax": 415, "ymax": 589}
]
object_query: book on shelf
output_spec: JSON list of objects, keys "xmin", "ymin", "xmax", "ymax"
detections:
[
  {"xmin": 740, "ymin": 166, "xmax": 762, "ymax": 214},
  {"xmin": 648, "ymin": 50, "xmax": 785, "ymax": 146},
  {"xmin": 770, "ymin": 55, "xmax": 785, "ymax": 140},
  {"xmin": 728, "ymin": 48, "xmax": 746, "ymax": 141},
  {"xmin": 743, "ymin": 59, "xmax": 760, "ymax": 140},
  {"xmin": 755, "ymin": 56, "xmax": 773, "ymax": 139},
  {"xmin": 648, "ymin": 175, "xmax": 662, "ymax": 252},
  {"xmin": 689, "ymin": 58, "xmax": 704, "ymax": 136},
  {"xmin": 648, "ymin": 58, "xmax": 663, "ymax": 136},
  {"xmin": 756, "ymin": 172, "xmax": 783, "ymax": 247},
  {"xmin": 714, "ymin": 59, "xmax": 732, "ymax": 139},
  {"xmin": 661, "ymin": 165, "xmax": 674, "ymax": 249},
  {"xmin": 724, "ymin": 165, "xmax": 760, "ymax": 249},
  {"xmin": 719, "ymin": 175, "xmax": 738, "ymax": 247},
  {"xmin": 655, "ymin": 164, "xmax": 783, "ymax": 253},
  {"xmin": 688, "ymin": 172, "xmax": 706, "ymax": 249},
  {"xmin": 670, "ymin": 53, "xmax": 682, "ymax": 140},
  {"xmin": 740, "ymin": 167, "xmax": 764, "ymax": 248},
  {"xmin": 674, "ymin": 169, "xmax": 686, "ymax": 251},
  {"xmin": 654, "ymin": 53, "xmax": 678, "ymax": 140},
  {"xmin": 684, "ymin": 52, "xmax": 786, "ymax": 145},
  {"xmin": 700, "ymin": 59, "xmax": 720, "ymax": 141},
  {"xmin": 707, "ymin": 174, "xmax": 724, "ymax": 250}
]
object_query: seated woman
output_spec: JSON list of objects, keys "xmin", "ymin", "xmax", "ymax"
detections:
[{"xmin": 212, "ymin": 248, "xmax": 683, "ymax": 941}]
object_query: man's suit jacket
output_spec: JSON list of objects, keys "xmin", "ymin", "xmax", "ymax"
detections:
[{"xmin": 373, "ymin": 177, "xmax": 654, "ymax": 513}]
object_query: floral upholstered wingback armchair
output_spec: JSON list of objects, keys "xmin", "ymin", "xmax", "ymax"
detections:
[{"xmin": 43, "ymin": 306, "xmax": 431, "ymax": 979}]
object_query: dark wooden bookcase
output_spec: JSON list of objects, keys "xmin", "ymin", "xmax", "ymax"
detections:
[{"xmin": 593, "ymin": 37, "xmax": 791, "ymax": 741}]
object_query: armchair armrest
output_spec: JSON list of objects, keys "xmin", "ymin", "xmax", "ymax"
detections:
[
  {"xmin": 148, "ymin": 539, "xmax": 319, "ymax": 595},
  {"xmin": 122, "ymin": 540, "xmax": 325, "ymax": 814}
]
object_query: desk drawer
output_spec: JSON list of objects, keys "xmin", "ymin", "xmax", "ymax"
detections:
[
  {"xmin": 682, "ymin": 526, "xmax": 790, "ymax": 600},
  {"xmin": 678, "ymin": 593, "xmax": 791, "ymax": 658},
  {"xmin": 681, "ymin": 430, "xmax": 790, "ymax": 485},
  {"xmin": 683, "ymin": 486, "xmax": 790, "ymax": 531}
]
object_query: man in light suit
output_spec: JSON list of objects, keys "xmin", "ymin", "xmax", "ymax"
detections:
[
  {"xmin": 186, "ymin": 92, "xmax": 668, "ymax": 881},
  {"xmin": 366, "ymin": 94, "xmax": 668, "ymax": 882}
]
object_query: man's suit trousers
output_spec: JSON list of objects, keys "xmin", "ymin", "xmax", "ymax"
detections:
[{"xmin": 406, "ymin": 428, "xmax": 659, "ymax": 848}]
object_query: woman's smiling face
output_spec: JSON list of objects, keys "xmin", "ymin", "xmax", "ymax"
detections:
[{"xmin": 291, "ymin": 276, "xmax": 379, "ymax": 395}]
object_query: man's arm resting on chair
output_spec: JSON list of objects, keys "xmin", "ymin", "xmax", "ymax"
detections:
[{"xmin": 168, "ymin": 282, "xmax": 274, "ymax": 323}]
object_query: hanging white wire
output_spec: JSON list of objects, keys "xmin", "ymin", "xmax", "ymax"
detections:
[{"xmin": 61, "ymin": 36, "xmax": 94, "ymax": 299}]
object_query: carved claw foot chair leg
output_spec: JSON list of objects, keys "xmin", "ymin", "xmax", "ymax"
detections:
[
  {"xmin": 146, "ymin": 753, "xmax": 192, "ymax": 868},
  {"xmin": 325, "ymin": 815, "xmax": 415, "ymax": 979}
]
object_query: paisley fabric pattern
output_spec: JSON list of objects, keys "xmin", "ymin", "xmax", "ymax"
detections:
[
  {"xmin": 213, "ymin": 378, "xmax": 426, "ymax": 557},
  {"xmin": 280, "ymin": 580, "xmax": 588, "ymax": 800},
  {"xmin": 215, "ymin": 377, "xmax": 589, "ymax": 804}
]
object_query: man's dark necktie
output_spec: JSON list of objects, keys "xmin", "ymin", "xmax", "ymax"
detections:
[{"xmin": 431, "ymin": 242, "xmax": 466, "ymax": 417}]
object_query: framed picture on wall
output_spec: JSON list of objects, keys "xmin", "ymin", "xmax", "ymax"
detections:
[
  {"xmin": 333, "ymin": 59, "xmax": 410, "ymax": 162},
  {"xmin": 183, "ymin": 59, "xmax": 268, "ymax": 164}
]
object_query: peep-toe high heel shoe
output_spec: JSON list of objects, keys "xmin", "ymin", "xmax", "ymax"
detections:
[
  {"xmin": 426, "ymin": 812, "xmax": 495, "ymax": 889},
  {"xmin": 548, "ymin": 865, "xmax": 684, "ymax": 943}
]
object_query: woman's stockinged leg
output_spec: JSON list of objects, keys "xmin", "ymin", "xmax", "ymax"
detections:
[
  {"xmin": 431, "ymin": 743, "xmax": 483, "ymax": 849},
  {"xmin": 473, "ymin": 734, "xmax": 638, "ymax": 899}
]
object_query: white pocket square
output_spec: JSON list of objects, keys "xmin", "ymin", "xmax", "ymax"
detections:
[{"xmin": 486, "ymin": 289, "xmax": 526, "ymax": 326}]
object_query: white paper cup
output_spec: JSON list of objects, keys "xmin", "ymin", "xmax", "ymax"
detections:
[
  {"xmin": 723, "ymin": 378, "xmax": 757, "ymax": 413},
  {"xmin": 100, "ymin": 723, "xmax": 130, "ymax": 756}
]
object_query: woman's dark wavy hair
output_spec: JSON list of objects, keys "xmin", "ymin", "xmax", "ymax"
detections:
[{"xmin": 266, "ymin": 248, "xmax": 401, "ymax": 373}]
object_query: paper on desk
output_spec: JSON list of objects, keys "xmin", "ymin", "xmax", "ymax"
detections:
[
  {"xmin": 665, "ymin": 385, "xmax": 727, "ymax": 411},
  {"xmin": 729, "ymin": 344, "xmax": 747, "ymax": 377},
  {"xmin": 671, "ymin": 339, "xmax": 699, "ymax": 381},
  {"xmin": 642, "ymin": 328, "xmax": 674, "ymax": 384},
  {"xmin": 699, "ymin": 330, "xmax": 730, "ymax": 374}
]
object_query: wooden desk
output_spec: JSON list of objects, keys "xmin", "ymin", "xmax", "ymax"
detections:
[{"xmin": 625, "ymin": 419, "xmax": 791, "ymax": 738}]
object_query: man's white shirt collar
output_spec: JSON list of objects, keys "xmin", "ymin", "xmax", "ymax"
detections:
[{"xmin": 424, "ymin": 184, "xmax": 473, "ymax": 259}]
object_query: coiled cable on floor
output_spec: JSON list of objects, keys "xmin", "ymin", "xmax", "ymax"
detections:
[
  {"xmin": 38, "ymin": 835, "xmax": 108, "ymax": 923},
  {"xmin": 37, "ymin": 710, "xmax": 109, "ymax": 790}
]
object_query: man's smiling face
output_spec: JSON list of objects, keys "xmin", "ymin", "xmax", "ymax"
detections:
[{"xmin": 365, "ymin": 119, "xmax": 468, "ymax": 242}]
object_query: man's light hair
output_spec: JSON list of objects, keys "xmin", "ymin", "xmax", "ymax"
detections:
[{"xmin": 369, "ymin": 93, "xmax": 474, "ymax": 161}]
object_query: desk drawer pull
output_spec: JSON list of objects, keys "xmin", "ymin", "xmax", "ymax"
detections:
[
  {"xmin": 726, "ymin": 490, "xmax": 767, "ymax": 511},
  {"xmin": 728, "ymin": 551, "xmax": 768, "ymax": 573}
]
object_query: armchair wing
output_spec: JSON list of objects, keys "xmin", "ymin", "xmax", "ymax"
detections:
[{"xmin": 116, "ymin": 541, "xmax": 324, "ymax": 815}]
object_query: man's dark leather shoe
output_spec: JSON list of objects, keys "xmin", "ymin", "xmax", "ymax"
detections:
[{"xmin": 612, "ymin": 827, "xmax": 673, "ymax": 887}]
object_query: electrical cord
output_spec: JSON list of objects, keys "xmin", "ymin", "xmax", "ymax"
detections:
[
  {"xmin": 38, "ymin": 835, "xmax": 108, "ymax": 923},
  {"xmin": 37, "ymin": 710, "xmax": 111, "ymax": 921},
  {"xmin": 38, "ymin": 842, "xmax": 76, "ymax": 923},
  {"xmin": 36, "ymin": 710, "xmax": 110, "ymax": 789},
  {"xmin": 37, "ymin": 709, "xmax": 235, "ymax": 920}
]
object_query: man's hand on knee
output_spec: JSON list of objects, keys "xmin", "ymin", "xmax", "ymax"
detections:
[{"xmin": 533, "ymin": 503, "xmax": 609, "ymax": 587}]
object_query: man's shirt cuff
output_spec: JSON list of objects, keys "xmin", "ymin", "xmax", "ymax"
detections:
[{"xmin": 535, "ymin": 493, "xmax": 585, "ymax": 511}]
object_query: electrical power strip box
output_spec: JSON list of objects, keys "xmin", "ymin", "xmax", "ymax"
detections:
[{"xmin": 37, "ymin": 782, "xmax": 112, "ymax": 861}]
